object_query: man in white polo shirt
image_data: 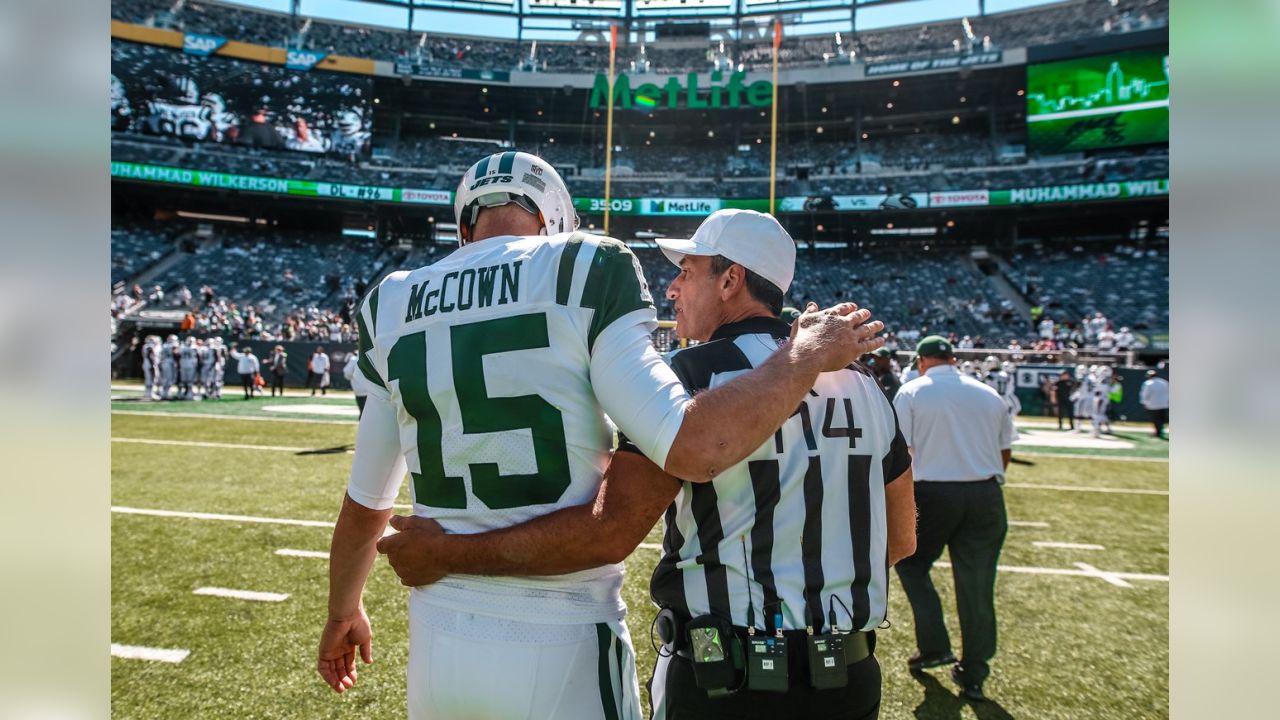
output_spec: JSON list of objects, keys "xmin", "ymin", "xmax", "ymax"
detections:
[{"xmin": 891, "ymin": 335, "xmax": 1013, "ymax": 703}]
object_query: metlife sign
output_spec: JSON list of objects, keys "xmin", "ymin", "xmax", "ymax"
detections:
[
  {"xmin": 285, "ymin": 48, "xmax": 327, "ymax": 71},
  {"xmin": 182, "ymin": 33, "xmax": 227, "ymax": 57},
  {"xmin": 865, "ymin": 51, "xmax": 1003, "ymax": 77},
  {"xmin": 645, "ymin": 198, "xmax": 720, "ymax": 216}
]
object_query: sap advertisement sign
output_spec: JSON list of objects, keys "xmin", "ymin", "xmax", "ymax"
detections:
[
  {"xmin": 182, "ymin": 33, "xmax": 227, "ymax": 57},
  {"xmin": 286, "ymin": 49, "xmax": 328, "ymax": 71}
]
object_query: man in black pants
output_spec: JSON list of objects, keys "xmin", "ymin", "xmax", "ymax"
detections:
[
  {"xmin": 1054, "ymin": 370, "xmax": 1075, "ymax": 430},
  {"xmin": 893, "ymin": 336, "xmax": 1014, "ymax": 702}
]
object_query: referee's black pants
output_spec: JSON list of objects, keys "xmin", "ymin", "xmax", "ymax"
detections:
[
  {"xmin": 1057, "ymin": 401, "xmax": 1074, "ymax": 429},
  {"xmin": 647, "ymin": 637, "xmax": 880, "ymax": 720},
  {"xmin": 895, "ymin": 479, "xmax": 1007, "ymax": 687}
]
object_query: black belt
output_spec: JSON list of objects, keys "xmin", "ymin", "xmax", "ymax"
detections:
[{"xmin": 657, "ymin": 609, "xmax": 872, "ymax": 667}]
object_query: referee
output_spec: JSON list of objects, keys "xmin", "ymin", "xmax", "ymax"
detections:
[
  {"xmin": 642, "ymin": 210, "xmax": 916, "ymax": 719},
  {"xmin": 892, "ymin": 336, "xmax": 1013, "ymax": 702}
]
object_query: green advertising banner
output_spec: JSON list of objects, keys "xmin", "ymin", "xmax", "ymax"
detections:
[
  {"xmin": 112, "ymin": 161, "xmax": 1166, "ymax": 213},
  {"xmin": 990, "ymin": 178, "xmax": 1169, "ymax": 205},
  {"xmin": 109, "ymin": 162, "xmax": 453, "ymax": 205}
]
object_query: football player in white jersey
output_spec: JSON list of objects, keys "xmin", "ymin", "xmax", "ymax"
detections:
[
  {"xmin": 159, "ymin": 335, "xmax": 179, "ymax": 400},
  {"xmin": 178, "ymin": 337, "xmax": 199, "ymax": 400},
  {"xmin": 140, "ymin": 336, "xmax": 161, "ymax": 401},
  {"xmin": 317, "ymin": 151, "xmax": 885, "ymax": 719},
  {"xmin": 1091, "ymin": 365, "xmax": 1113, "ymax": 436},
  {"xmin": 205, "ymin": 337, "xmax": 227, "ymax": 400},
  {"xmin": 1071, "ymin": 363, "xmax": 1093, "ymax": 433}
]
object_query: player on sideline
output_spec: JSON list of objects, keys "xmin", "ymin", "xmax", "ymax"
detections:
[
  {"xmin": 317, "ymin": 151, "xmax": 884, "ymax": 720},
  {"xmin": 159, "ymin": 334, "xmax": 179, "ymax": 400},
  {"xmin": 140, "ymin": 335, "xmax": 160, "ymax": 401},
  {"xmin": 981, "ymin": 357, "xmax": 1020, "ymax": 442},
  {"xmin": 206, "ymin": 337, "xmax": 227, "ymax": 400}
]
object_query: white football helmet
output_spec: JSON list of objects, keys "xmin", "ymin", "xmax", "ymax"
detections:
[
  {"xmin": 454, "ymin": 151, "xmax": 578, "ymax": 244},
  {"xmin": 983, "ymin": 355, "xmax": 999, "ymax": 373},
  {"xmin": 1001, "ymin": 361, "xmax": 1016, "ymax": 375},
  {"xmin": 960, "ymin": 360, "xmax": 975, "ymax": 375}
]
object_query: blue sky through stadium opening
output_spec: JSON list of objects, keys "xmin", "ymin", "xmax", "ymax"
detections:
[{"xmin": 224, "ymin": 0, "xmax": 1068, "ymax": 41}]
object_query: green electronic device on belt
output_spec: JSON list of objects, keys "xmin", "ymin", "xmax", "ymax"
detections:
[{"xmin": 686, "ymin": 614, "xmax": 745, "ymax": 697}]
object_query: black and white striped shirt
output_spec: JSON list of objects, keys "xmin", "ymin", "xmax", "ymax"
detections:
[{"xmin": 637, "ymin": 317, "xmax": 911, "ymax": 633}]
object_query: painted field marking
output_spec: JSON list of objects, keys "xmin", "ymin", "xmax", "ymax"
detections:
[
  {"xmin": 113, "ymin": 506, "xmax": 334, "ymax": 528},
  {"xmin": 112, "ymin": 437, "xmax": 332, "ymax": 453},
  {"xmin": 112, "ymin": 409, "xmax": 354, "ymax": 426},
  {"xmin": 1005, "ymin": 483, "xmax": 1168, "ymax": 496},
  {"xmin": 111, "ymin": 643, "xmax": 190, "ymax": 663},
  {"xmin": 194, "ymin": 587, "xmax": 289, "ymax": 602},
  {"xmin": 1072, "ymin": 562, "xmax": 1135, "ymax": 588},
  {"xmin": 262, "ymin": 404, "xmax": 359, "ymax": 417},
  {"xmin": 935, "ymin": 561, "xmax": 1166, "ymax": 586},
  {"xmin": 1034, "ymin": 541, "xmax": 1105, "ymax": 551},
  {"xmin": 637, "ymin": 543, "xmax": 663, "ymax": 551},
  {"xmin": 1012, "ymin": 451, "xmax": 1168, "ymax": 463},
  {"xmin": 276, "ymin": 549, "xmax": 329, "ymax": 559},
  {"xmin": 1010, "ymin": 521, "xmax": 1050, "ymax": 528}
]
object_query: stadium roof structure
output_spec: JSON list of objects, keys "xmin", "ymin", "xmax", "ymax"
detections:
[{"xmin": 272, "ymin": 0, "xmax": 1073, "ymax": 39}]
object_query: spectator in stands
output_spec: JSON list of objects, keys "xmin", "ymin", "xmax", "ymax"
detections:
[
  {"xmin": 1115, "ymin": 326, "xmax": 1136, "ymax": 351},
  {"xmin": 268, "ymin": 345, "xmax": 289, "ymax": 397}
]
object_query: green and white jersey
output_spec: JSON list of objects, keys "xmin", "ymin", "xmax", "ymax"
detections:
[{"xmin": 348, "ymin": 231, "xmax": 690, "ymax": 624}]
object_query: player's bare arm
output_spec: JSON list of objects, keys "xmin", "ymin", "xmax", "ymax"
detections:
[
  {"xmin": 317, "ymin": 493, "xmax": 388, "ymax": 693},
  {"xmin": 663, "ymin": 302, "xmax": 884, "ymax": 483},
  {"xmin": 377, "ymin": 451, "xmax": 680, "ymax": 585}
]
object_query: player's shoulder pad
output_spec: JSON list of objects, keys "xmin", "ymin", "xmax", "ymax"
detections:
[{"xmin": 574, "ymin": 235, "xmax": 655, "ymax": 351}]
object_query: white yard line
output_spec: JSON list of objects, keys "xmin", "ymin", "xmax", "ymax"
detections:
[
  {"xmin": 111, "ymin": 643, "xmax": 190, "ymax": 663},
  {"xmin": 112, "ymin": 437, "xmax": 332, "ymax": 453},
  {"xmin": 112, "ymin": 409, "xmax": 354, "ymax": 426},
  {"xmin": 1005, "ymin": 483, "xmax": 1168, "ymax": 496},
  {"xmin": 193, "ymin": 587, "xmax": 290, "ymax": 602},
  {"xmin": 637, "ymin": 543, "xmax": 663, "ymax": 551},
  {"xmin": 1072, "ymin": 563, "xmax": 1134, "ymax": 588},
  {"xmin": 112, "ymin": 506, "xmax": 335, "ymax": 528},
  {"xmin": 275, "ymin": 548, "xmax": 330, "ymax": 559},
  {"xmin": 1009, "ymin": 521, "xmax": 1050, "ymax": 528},
  {"xmin": 1012, "ymin": 450, "xmax": 1168, "ymax": 463},
  {"xmin": 935, "ymin": 561, "xmax": 1166, "ymax": 585},
  {"xmin": 1034, "ymin": 541, "xmax": 1105, "ymax": 551}
]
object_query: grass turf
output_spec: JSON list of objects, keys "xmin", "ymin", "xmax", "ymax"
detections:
[{"xmin": 111, "ymin": 411, "xmax": 1167, "ymax": 719}]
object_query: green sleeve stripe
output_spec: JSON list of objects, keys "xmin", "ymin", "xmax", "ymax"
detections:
[
  {"xmin": 357, "ymin": 288, "xmax": 387, "ymax": 390},
  {"xmin": 367, "ymin": 286, "xmax": 380, "ymax": 335},
  {"xmin": 555, "ymin": 235, "xmax": 585, "ymax": 305},
  {"xmin": 582, "ymin": 238, "xmax": 654, "ymax": 351}
]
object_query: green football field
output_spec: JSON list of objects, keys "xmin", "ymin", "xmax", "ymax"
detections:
[{"xmin": 111, "ymin": 398, "xmax": 1168, "ymax": 719}]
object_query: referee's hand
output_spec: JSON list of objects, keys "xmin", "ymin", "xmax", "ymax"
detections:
[{"xmin": 789, "ymin": 302, "xmax": 885, "ymax": 373}]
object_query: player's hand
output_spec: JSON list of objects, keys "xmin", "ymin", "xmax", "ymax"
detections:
[
  {"xmin": 789, "ymin": 302, "xmax": 885, "ymax": 372},
  {"xmin": 377, "ymin": 515, "xmax": 449, "ymax": 587},
  {"xmin": 317, "ymin": 607, "xmax": 373, "ymax": 694}
]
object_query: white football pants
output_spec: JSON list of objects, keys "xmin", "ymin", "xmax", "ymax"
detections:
[{"xmin": 407, "ymin": 603, "xmax": 641, "ymax": 720}]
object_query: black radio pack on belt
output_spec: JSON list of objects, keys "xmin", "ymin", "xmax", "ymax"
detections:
[
  {"xmin": 685, "ymin": 614, "xmax": 745, "ymax": 697},
  {"xmin": 806, "ymin": 634, "xmax": 849, "ymax": 689}
]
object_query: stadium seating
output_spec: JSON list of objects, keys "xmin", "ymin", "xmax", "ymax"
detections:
[
  {"xmin": 111, "ymin": 0, "xmax": 1167, "ymax": 73},
  {"xmin": 1007, "ymin": 244, "xmax": 1169, "ymax": 330},
  {"xmin": 111, "ymin": 220, "xmax": 177, "ymax": 287}
]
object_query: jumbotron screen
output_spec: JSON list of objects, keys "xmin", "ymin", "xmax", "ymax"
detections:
[
  {"xmin": 1026, "ymin": 47, "xmax": 1169, "ymax": 153},
  {"xmin": 111, "ymin": 41, "xmax": 373, "ymax": 155}
]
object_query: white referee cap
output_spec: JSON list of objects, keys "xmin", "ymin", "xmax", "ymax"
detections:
[{"xmin": 656, "ymin": 209, "xmax": 796, "ymax": 294}]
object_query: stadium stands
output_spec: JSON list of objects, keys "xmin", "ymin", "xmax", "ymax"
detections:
[
  {"xmin": 111, "ymin": 220, "xmax": 177, "ymax": 287},
  {"xmin": 1007, "ymin": 244, "xmax": 1169, "ymax": 331},
  {"xmin": 111, "ymin": 0, "xmax": 1167, "ymax": 73}
]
